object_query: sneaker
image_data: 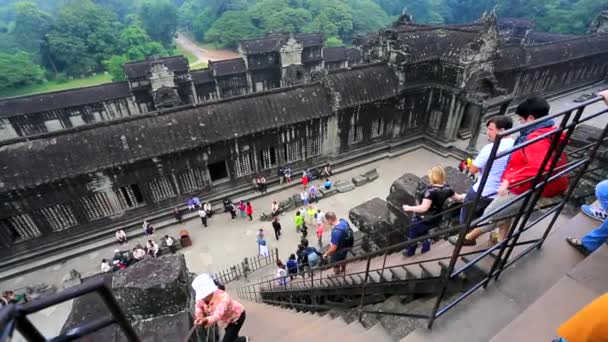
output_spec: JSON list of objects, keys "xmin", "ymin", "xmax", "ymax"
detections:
[
  {"xmin": 581, "ymin": 204, "xmax": 607, "ymax": 222},
  {"xmin": 565, "ymin": 237, "xmax": 591, "ymax": 256}
]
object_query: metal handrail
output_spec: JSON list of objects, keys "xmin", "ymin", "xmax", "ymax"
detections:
[
  {"xmin": 0, "ymin": 276, "xmax": 139, "ymax": 341},
  {"xmin": 236, "ymin": 96, "xmax": 608, "ymax": 330}
]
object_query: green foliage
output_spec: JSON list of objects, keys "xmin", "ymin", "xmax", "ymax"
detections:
[
  {"xmin": 192, "ymin": 8, "xmax": 216, "ymax": 41},
  {"xmin": 138, "ymin": 0, "xmax": 178, "ymax": 47},
  {"xmin": 0, "ymin": 50, "xmax": 45, "ymax": 90},
  {"xmin": 349, "ymin": 0, "xmax": 391, "ymax": 34},
  {"xmin": 205, "ymin": 11, "xmax": 258, "ymax": 48},
  {"xmin": 12, "ymin": 1, "xmax": 53, "ymax": 59},
  {"xmin": 47, "ymin": 0, "xmax": 122, "ymax": 75},
  {"xmin": 325, "ymin": 36, "xmax": 344, "ymax": 47},
  {"xmin": 103, "ymin": 55, "xmax": 129, "ymax": 81}
]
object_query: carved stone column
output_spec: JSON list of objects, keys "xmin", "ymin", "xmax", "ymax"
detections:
[{"xmin": 466, "ymin": 103, "xmax": 485, "ymax": 153}]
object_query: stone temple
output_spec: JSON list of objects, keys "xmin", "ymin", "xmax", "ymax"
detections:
[{"xmin": 0, "ymin": 13, "xmax": 607, "ymax": 263}]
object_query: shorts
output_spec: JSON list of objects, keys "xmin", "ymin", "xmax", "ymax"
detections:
[
  {"xmin": 479, "ymin": 191, "xmax": 527, "ymax": 233},
  {"xmin": 330, "ymin": 249, "xmax": 348, "ymax": 264}
]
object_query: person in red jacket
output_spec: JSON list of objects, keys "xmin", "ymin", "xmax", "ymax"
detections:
[
  {"xmin": 454, "ymin": 96, "xmax": 569, "ymax": 246},
  {"xmin": 245, "ymin": 202, "xmax": 253, "ymax": 221}
]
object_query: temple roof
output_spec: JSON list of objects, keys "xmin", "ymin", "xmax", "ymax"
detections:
[
  {"xmin": 240, "ymin": 33, "xmax": 323, "ymax": 55},
  {"xmin": 123, "ymin": 56, "xmax": 189, "ymax": 79},
  {"xmin": 209, "ymin": 58, "xmax": 247, "ymax": 77},
  {"xmin": 326, "ymin": 64, "xmax": 399, "ymax": 108},
  {"xmin": 0, "ymin": 83, "xmax": 332, "ymax": 190},
  {"xmin": 524, "ymin": 32, "xmax": 577, "ymax": 45},
  {"xmin": 496, "ymin": 34, "xmax": 608, "ymax": 71},
  {"xmin": 0, "ymin": 82, "xmax": 130, "ymax": 118},
  {"xmin": 324, "ymin": 47, "xmax": 348, "ymax": 62},
  {"xmin": 191, "ymin": 69, "xmax": 214, "ymax": 84},
  {"xmin": 0, "ymin": 64, "xmax": 401, "ymax": 189},
  {"xmin": 395, "ymin": 28, "xmax": 483, "ymax": 63}
]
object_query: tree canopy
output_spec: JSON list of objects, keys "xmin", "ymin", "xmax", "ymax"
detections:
[{"xmin": 0, "ymin": 0, "xmax": 606, "ymax": 93}]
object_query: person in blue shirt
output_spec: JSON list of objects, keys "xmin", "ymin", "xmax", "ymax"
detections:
[
  {"xmin": 322, "ymin": 211, "xmax": 349, "ymax": 275},
  {"xmin": 323, "ymin": 179, "xmax": 332, "ymax": 190},
  {"xmin": 286, "ymin": 254, "xmax": 298, "ymax": 280}
]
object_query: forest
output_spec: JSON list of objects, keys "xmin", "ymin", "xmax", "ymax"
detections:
[{"xmin": 0, "ymin": 0, "xmax": 606, "ymax": 95}]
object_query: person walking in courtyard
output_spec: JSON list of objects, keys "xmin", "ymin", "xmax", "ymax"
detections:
[
  {"xmin": 322, "ymin": 212, "xmax": 354, "ymax": 275},
  {"xmin": 245, "ymin": 202, "xmax": 253, "ymax": 221},
  {"xmin": 198, "ymin": 207, "xmax": 208, "ymax": 227},
  {"xmin": 272, "ymin": 217, "xmax": 282, "ymax": 240},
  {"xmin": 302, "ymin": 171, "xmax": 309, "ymax": 187},
  {"xmin": 284, "ymin": 166, "xmax": 292, "ymax": 184},
  {"xmin": 142, "ymin": 220, "xmax": 154, "ymax": 236},
  {"xmin": 294, "ymin": 210, "xmax": 304, "ymax": 234},
  {"xmin": 115, "ymin": 229, "xmax": 127, "ymax": 244},
  {"xmin": 192, "ymin": 274, "xmax": 249, "ymax": 342},
  {"xmin": 309, "ymin": 184, "xmax": 317, "ymax": 203},
  {"xmin": 278, "ymin": 166, "xmax": 285, "ymax": 184},
  {"xmin": 306, "ymin": 205, "xmax": 316, "ymax": 226},
  {"xmin": 566, "ymin": 180, "xmax": 608, "ymax": 256},
  {"xmin": 404, "ymin": 166, "xmax": 463, "ymax": 257},
  {"xmin": 300, "ymin": 187, "xmax": 309, "ymax": 206},
  {"xmin": 204, "ymin": 202, "xmax": 213, "ymax": 218},
  {"xmin": 316, "ymin": 220, "xmax": 325, "ymax": 249},
  {"xmin": 450, "ymin": 96, "xmax": 569, "ymax": 246},
  {"xmin": 286, "ymin": 254, "xmax": 298, "ymax": 280},
  {"xmin": 238, "ymin": 200, "xmax": 246, "ymax": 218},
  {"xmin": 458, "ymin": 116, "xmax": 514, "ymax": 226},
  {"xmin": 174, "ymin": 207, "xmax": 183, "ymax": 223},
  {"xmin": 228, "ymin": 201, "xmax": 237, "ymax": 219},
  {"xmin": 164, "ymin": 235, "xmax": 177, "ymax": 254}
]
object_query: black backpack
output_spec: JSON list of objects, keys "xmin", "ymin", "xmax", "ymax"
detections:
[{"xmin": 334, "ymin": 219, "xmax": 354, "ymax": 249}]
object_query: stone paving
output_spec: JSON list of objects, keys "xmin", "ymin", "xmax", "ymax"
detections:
[{"xmin": 2, "ymin": 148, "xmax": 457, "ymax": 339}]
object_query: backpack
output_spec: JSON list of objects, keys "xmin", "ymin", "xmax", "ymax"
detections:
[
  {"xmin": 333, "ymin": 219, "xmax": 354, "ymax": 249},
  {"xmin": 305, "ymin": 247, "xmax": 320, "ymax": 267}
]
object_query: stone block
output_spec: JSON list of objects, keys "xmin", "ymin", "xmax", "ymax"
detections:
[
  {"xmin": 362, "ymin": 168, "xmax": 379, "ymax": 181},
  {"xmin": 335, "ymin": 180, "xmax": 356, "ymax": 193},
  {"xmin": 349, "ymin": 198, "xmax": 410, "ymax": 249},
  {"xmin": 319, "ymin": 186, "xmax": 338, "ymax": 197},
  {"xmin": 352, "ymin": 175, "xmax": 370, "ymax": 187},
  {"xmin": 386, "ymin": 173, "xmax": 423, "ymax": 219},
  {"xmin": 420, "ymin": 166, "xmax": 473, "ymax": 195},
  {"xmin": 112, "ymin": 254, "xmax": 191, "ymax": 320},
  {"xmin": 118, "ymin": 311, "xmax": 196, "ymax": 342}
]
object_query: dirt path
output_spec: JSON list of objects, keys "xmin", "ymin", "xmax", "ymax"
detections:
[{"xmin": 176, "ymin": 32, "xmax": 239, "ymax": 64}]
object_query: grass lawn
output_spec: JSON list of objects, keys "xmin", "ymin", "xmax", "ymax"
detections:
[
  {"xmin": 0, "ymin": 73, "xmax": 113, "ymax": 99},
  {"xmin": 175, "ymin": 45, "xmax": 198, "ymax": 65}
]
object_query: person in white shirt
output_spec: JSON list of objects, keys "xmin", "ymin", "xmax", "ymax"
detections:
[
  {"xmin": 198, "ymin": 208, "xmax": 208, "ymax": 227},
  {"xmin": 455, "ymin": 116, "xmax": 515, "ymax": 236},
  {"xmin": 300, "ymin": 188, "xmax": 309, "ymax": 206},
  {"xmin": 146, "ymin": 240, "xmax": 159, "ymax": 258},
  {"xmin": 115, "ymin": 229, "xmax": 127, "ymax": 244},
  {"xmin": 164, "ymin": 235, "xmax": 176, "ymax": 254},
  {"xmin": 101, "ymin": 259, "xmax": 111, "ymax": 273},
  {"xmin": 203, "ymin": 202, "xmax": 213, "ymax": 218}
]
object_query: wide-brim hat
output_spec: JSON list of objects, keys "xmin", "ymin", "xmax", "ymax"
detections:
[{"xmin": 192, "ymin": 274, "xmax": 218, "ymax": 301}]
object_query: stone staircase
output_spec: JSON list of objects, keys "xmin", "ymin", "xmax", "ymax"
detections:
[{"xmin": 240, "ymin": 300, "xmax": 394, "ymax": 342}]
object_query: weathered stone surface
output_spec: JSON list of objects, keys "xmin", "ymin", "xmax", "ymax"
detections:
[
  {"xmin": 386, "ymin": 173, "xmax": 423, "ymax": 220},
  {"xmin": 349, "ymin": 198, "xmax": 410, "ymax": 249},
  {"xmin": 61, "ymin": 274, "xmax": 117, "ymax": 340},
  {"xmin": 112, "ymin": 254, "xmax": 191, "ymax": 321},
  {"xmin": 117, "ymin": 311, "xmax": 195, "ymax": 342},
  {"xmin": 352, "ymin": 175, "xmax": 370, "ymax": 187},
  {"xmin": 362, "ymin": 168, "xmax": 379, "ymax": 181},
  {"xmin": 420, "ymin": 166, "xmax": 473, "ymax": 195},
  {"xmin": 335, "ymin": 180, "xmax": 356, "ymax": 193}
]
